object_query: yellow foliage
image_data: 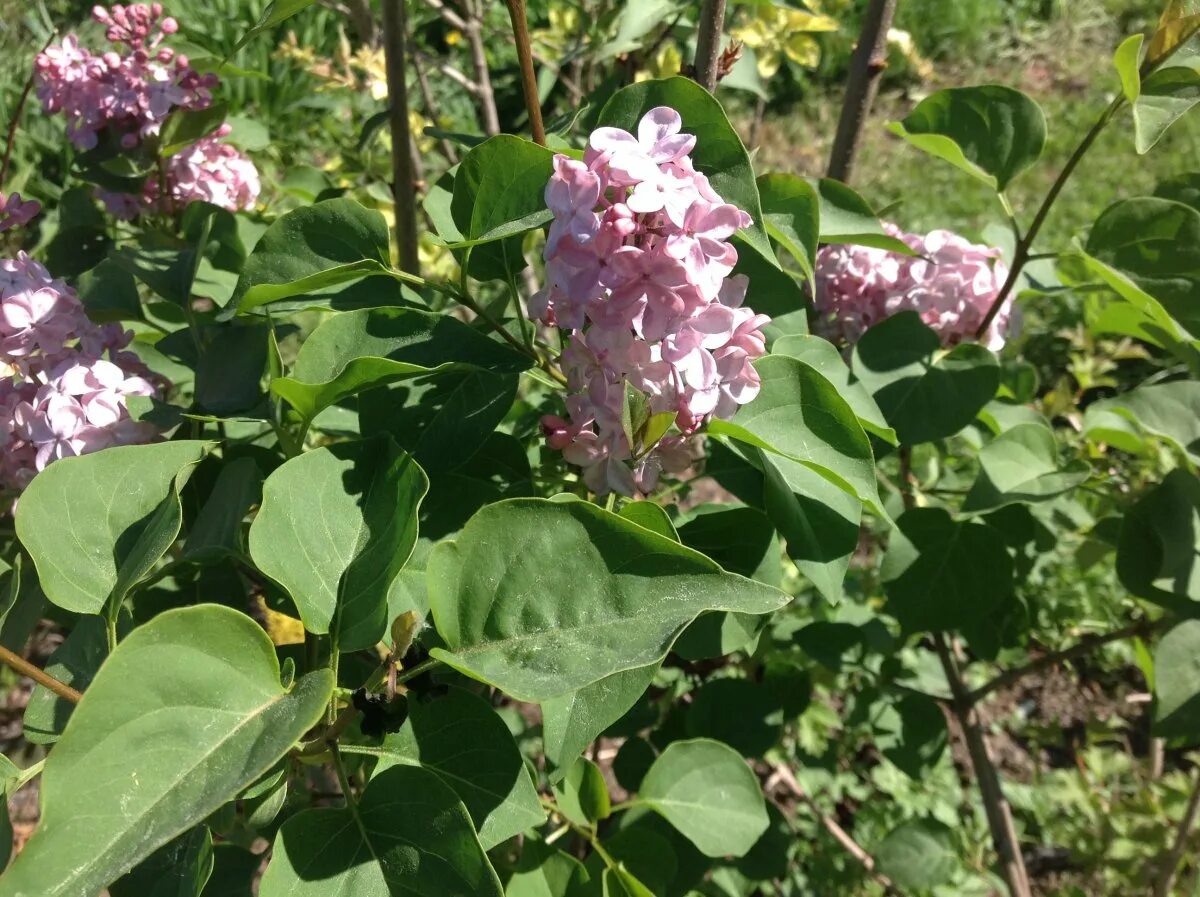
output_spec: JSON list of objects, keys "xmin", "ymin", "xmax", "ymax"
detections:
[{"xmin": 731, "ymin": 5, "xmax": 838, "ymax": 79}]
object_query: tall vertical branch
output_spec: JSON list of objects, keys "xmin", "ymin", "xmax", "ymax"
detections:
[
  {"xmin": 693, "ymin": 0, "xmax": 727, "ymax": 92},
  {"xmin": 1153, "ymin": 770, "xmax": 1200, "ymax": 897},
  {"xmin": 382, "ymin": 0, "xmax": 421, "ymax": 275},
  {"xmin": 462, "ymin": 0, "xmax": 501, "ymax": 136},
  {"xmin": 827, "ymin": 0, "xmax": 896, "ymax": 183},
  {"xmin": 503, "ymin": 0, "xmax": 545, "ymax": 145}
]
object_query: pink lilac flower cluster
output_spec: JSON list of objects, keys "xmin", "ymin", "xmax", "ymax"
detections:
[
  {"xmin": 97, "ymin": 125, "xmax": 261, "ymax": 219},
  {"xmin": 36, "ymin": 5, "xmax": 259, "ymax": 217},
  {"xmin": 813, "ymin": 223, "xmax": 1016, "ymax": 351},
  {"xmin": 0, "ymin": 253, "xmax": 160, "ymax": 494},
  {"xmin": 532, "ymin": 107, "xmax": 770, "ymax": 496},
  {"xmin": 0, "ymin": 193, "xmax": 41, "ymax": 234}
]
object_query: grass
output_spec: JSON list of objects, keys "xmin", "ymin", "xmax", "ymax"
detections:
[{"xmin": 747, "ymin": 0, "xmax": 1200, "ymax": 251}]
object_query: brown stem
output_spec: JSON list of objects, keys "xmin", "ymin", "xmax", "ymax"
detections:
[
  {"xmin": 382, "ymin": 0, "xmax": 421, "ymax": 275},
  {"xmin": 936, "ymin": 634, "xmax": 1032, "ymax": 897},
  {"xmin": 0, "ymin": 644, "xmax": 82, "ymax": 705},
  {"xmin": 692, "ymin": 0, "xmax": 727, "ymax": 92},
  {"xmin": 974, "ymin": 97, "xmax": 1122, "ymax": 340},
  {"xmin": 346, "ymin": 0, "xmax": 376, "ymax": 44},
  {"xmin": 503, "ymin": 0, "xmax": 546, "ymax": 146},
  {"xmin": 1153, "ymin": 769, "xmax": 1200, "ymax": 897},
  {"xmin": 967, "ymin": 618, "xmax": 1165, "ymax": 705},
  {"xmin": 827, "ymin": 0, "xmax": 896, "ymax": 183},
  {"xmin": 1, "ymin": 33, "xmax": 55, "ymax": 190},
  {"xmin": 463, "ymin": 0, "xmax": 501, "ymax": 136},
  {"xmin": 771, "ymin": 763, "xmax": 898, "ymax": 894}
]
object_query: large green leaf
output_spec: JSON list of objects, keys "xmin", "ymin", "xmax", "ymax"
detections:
[
  {"xmin": 427, "ymin": 499, "xmax": 788, "ymax": 701},
  {"xmin": 872, "ymin": 819, "xmax": 958, "ymax": 891},
  {"xmin": 1154, "ymin": 619, "xmax": 1200, "ymax": 737},
  {"xmin": 271, "ymin": 307, "xmax": 532, "ymax": 425},
  {"xmin": 0, "ymin": 605, "xmax": 333, "ymax": 897},
  {"xmin": 962, "ymin": 423, "xmax": 1090, "ymax": 512},
  {"xmin": 1134, "ymin": 50, "xmax": 1200, "ymax": 153},
  {"xmin": 881, "ymin": 508, "xmax": 1014, "ymax": 633},
  {"xmin": 230, "ymin": 198, "xmax": 391, "ymax": 315},
  {"xmin": 368, "ymin": 688, "xmax": 545, "ymax": 849},
  {"xmin": 248, "ymin": 437, "xmax": 428, "ymax": 651},
  {"xmin": 1089, "ymin": 379, "xmax": 1200, "ymax": 462},
  {"xmin": 756, "ymin": 173, "xmax": 818, "ymax": 281},
  {"xmin": 1085, "ymin": 197, "xmax": 1200, "ymax": 335},
  {"xmin": 711, "ymin": 355, "xmax": 883, "ymax": 514},
  {"xmin": 1118, "ymin": 469, "xmax": 1200, "ymax": 611},
  {"xmin": 887, "ymin": 86, "xmax": 1047, "ymax": 191},
  {"xmin": 633, "ymin": 739, "xmax": 769, "ymax": 858},
  {"xmin": 596, "ymin": 77, "xmax": 775, "ymax": 266},
  {"xmin": 259, "ymin": 765, "xmax": 503, "ymax": 897},
  {"xmin": 15, "ymin": 441, "xmax": 209, "ymax": 614},
  {"xmin": 108, "ymin": 826, "xmax": 214, "ymax": 897},
  {"xmin": 24, "ymin": 615, "xmax": 109, "ymax": 744},
  {"xmin": 553, "ymin": 758, "xmax": 611, "ymax": 827},
  {"xmin": 506, "ymin": 839, "xmax": 590, "ymax": 897},
  {"xmin": 182, "ymin": 457, "xmax": 262, "ymax": 564},
  {"xmin": 450, "ymin": 135, "xmax": 555, "ymax": 247},
  {"xmin": 851, "ymin": 312, "xmax": 1000, "ymax": 445}
]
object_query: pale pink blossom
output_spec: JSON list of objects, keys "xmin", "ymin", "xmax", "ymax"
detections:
[
  {"xmin": 0, "ymin": 193, "xmax": 41, "ymax": 232},
  {"xmin": 535, "ymin": 107, "xmax": 769, "ymax": 496}
]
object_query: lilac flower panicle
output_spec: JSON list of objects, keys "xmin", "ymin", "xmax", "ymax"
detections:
[
  {"xmin": 36, "ymin": 5, "xmax": 259, "ymax": 217},
  {"xmin": 0, "ymin": 193, "xmax": 42, "ymax": 233},
  {"xmin": 813, "ymin": 223, "xmax": 1018, "ymax": 351},
  {"xmin": 534, "ymin": 107, "xmax": 770, "ymax": 496},
  {"xmin": 0, "ymin": 252, "xmax": 164, "ymax": 496}
]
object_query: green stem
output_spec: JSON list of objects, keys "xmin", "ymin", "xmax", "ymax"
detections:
[
  {"xmin": 327, "ymin": 642, "xmax": 341, "ymax": 726},
  {"xmin": 975, "ymin": 96, "xmax": 1124, "ymax": 340}
]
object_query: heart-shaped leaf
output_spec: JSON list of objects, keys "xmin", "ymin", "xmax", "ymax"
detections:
[
  {"xmin": 756, "ymin": 173, "xmax": 818, "ymax": 281},
  {"xmin": 1118, "ymin": 469, "xmax": 1200, "ymax": 611},
  {"xmin": 962, "ymin": 423, "xmax": 1090, "ymax": 512},
  {"xmin": 428, "ymin": 499, "xmax": 788, "ymax": 701},
  {"xmin": 248, "ymin": 436, "xmax": 428, "ymax": 651},
  {"xmin": 0, "ymin": 605, "xmax": 332, "ymax": 897},
  {"xmin": 1154, "ymin": 619, "xmax": 1200, "ymax": 737}
]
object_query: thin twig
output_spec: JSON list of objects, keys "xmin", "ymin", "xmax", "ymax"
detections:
[
  {"xmin": 0, "ymin": 32, "xmax": 55, "ymax": 190},
  {"xmin": 770, "ymin": 763, "xmax": 898, "ymax": 894},
  {"xmin": 409, "ymin": 40, "xmax": 459, "ymax": 163},
  {"xmin": 411, "ymin": 49, "xmax": 482, "ymax": 96},
  {"xmin": 462, "ymin": 0, "xmax": 501, "ymax": 135},
  {"xmin": 0, "ymin": 644, "xmax": 82, "ymax": 705},
  {"xmin": 692, "ymin": 0, "xmax": 728, "ymax": 92},
  {"xmin": 382, "ymin": 0, "xmax": 421, "ymax": 275},
  {"xmin": 827, "ymin": 0, "xmax": 896, "ymax": 183},
  {"xmin": 420, "ymin": 0, "xmax": 467, "ymax": 31},
  {"xmin": 503, "ymin": 0, "xmax": 546, "ymax": 145},
  {"xmin": 974, "ymin": 97, "xmax": 1123, "ymax": 340},
  {"xmin": 1153, "ymin": 769, "xmax": 1200, "ymax": 897},
  {"xmin": 967, "ymin": 618, "xmax": 1165, "ymax": 705}
]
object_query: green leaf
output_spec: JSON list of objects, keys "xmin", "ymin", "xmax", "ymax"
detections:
[
  {"xmin": 259, "ymin": 765, "xmax": 503, "ymax": 897},
  {"xmin": 596, "ymin": 77, "xmax": 775, "ymax": 266},
  {"xmin": 877, "ymin": 694, "xmax": 948, "ymax": 779},
  {"xmin": 248, "ymin": 437, "xmax": 428, "ymax": 650},
  {"xmin": 506, "ymin": 839, "xmax": 590, "ymax": 897},
  {"xmin": 771, "ymin": 334, "xmax": 895, "ymax": 442},
  {"xmin": 602, "ymin": 867, "xmax": 655, "ymax": 897},
  {"xmin": 182, "ymin": 457, "xmax": 262, "ymax": 564},
  {"xmin": 887, "ymin": 86, "xmax": 1047, "ymax": 191},
  {"xmin": 757, "ymin": 173, "xmax": 818, "ymax": 281},
  {"xmin": 1114, "ymin": 33, "xmax": 1145, "ymax": 103},
  {"xmin": 1118, "ymin": 469, "xmax": 1200, "ymax": 611},
  {"xmin": 542, "ymin": 665, "xmax": 660, "ymax": 781},
  {"xmin": 109, "ymin": 826, "xmax": 214, "ymax": 897},
  {"xmin": 882, "ymin": 508, "xmax": 1014, "ymax": 633},
  {"xmin": 1154, "ymin": 619, "xmax": 1200, "ymax": 736},
  {"xmin": 618, "ymin": 501, "xmax": 679, "ymax": 540},
  {"xmin": 371, "ymin": 688, "xmax": 545, "ymax": 849},
  {"xmin": 872, "ymin": 818, "xmax": 958, "ymax": 890},
  {"xmin": 685, "ymin": 678, "xmax": 782, "ymax": 757},
  {"xmin": 809, "ymin": 178, "xmax": 915, "ymax": 254},
  {"xmin": 428, "ymin": 499, "xmax": 787, "ymax": 701},
  {"xmin": 231, "ymin": 198, "xmax": 392, "ymax": 315},
  {"xmin": 851, "ymin": 312, "xmax": 1000, "ymax": 445},
  {"xmin": 634, "ymin": 739, "xmax": 769, "ymax": 858},
  {"xmin": 553, "ymin": 758, "xmax": 611, "ymax": 827},
  {"xmin": 1135, "ymin": 50, "xmax": 1200, "ymax": 153},
  {"xmin": 234, "ymin": 0, "xmax": 318, "ymax": 51},
  {"xmin": 1085, "ymin": 197, "xmax": 1200, "ymax": 336},
  {"xmin": 158, "ymin": 103, "xmax": 227, "ymax": 157},
  {"xmin": 76, "ymin": 259, "xmax": 143, "ymax": 323},
  {"xmin": 15, "ymin": 441, "xmax": 209, "ymax": 614},
  {"xmin": 450, "ymin": 135, "xmax": 555, "ymax": 246},
  {"xmin": 1089, "ymin": 379, "xmax": 1200, "ymax": 462},
  {"xmin": 711, "ymin": 355, "xmax": 883, "ymax": 514},
  {"xmin": 24, "ymin": 615, "xmax": 109, "ymax": 744},
  {"xmin": 271, "ymin": 307, "xmax": 533, "ymax": 425},
  {"xmin": 962, "ymin": 423, "xmax": 1090, "ymax": 512},
  {"xmin": 0, "ymin": 605, "xmax": 333, "ymax": 897}
]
